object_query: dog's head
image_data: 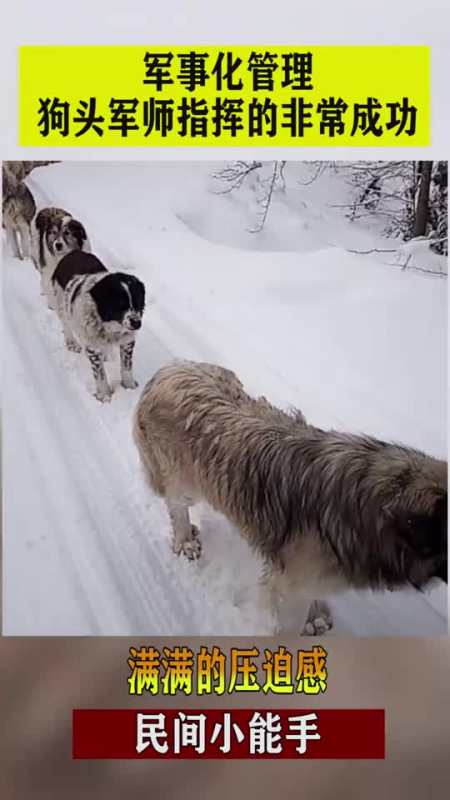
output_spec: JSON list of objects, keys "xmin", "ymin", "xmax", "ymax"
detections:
[
  {"xmin": 375, "ymin": 455, "xmax": 447, "ymax": 589},
  {"xmin": 61, "ymin": 219, "xmax": 88, "ymax": 252},
  {"xmin": 50, "ymin": 217, "xmax": 87, "ymax": 258},
  {"xmin": 90, "ymin": 272, "xmax": 146, "ymax": 333},
  {"xmin": 38, "ymin": 209, "xmax": 88, "ymax": 260}
]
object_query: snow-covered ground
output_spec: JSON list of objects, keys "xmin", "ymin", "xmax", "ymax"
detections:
[{"xmin": 2, "ymin": 161, "xmax": 447, "ymax": 636}]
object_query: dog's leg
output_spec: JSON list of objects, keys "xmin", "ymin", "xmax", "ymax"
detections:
[
  {"xmin": 47, "ymin": 286, "xmax": 57, "ymax": 311},
  {"xmin": 256, "ymin": 567, "xmax": 281, "ymax": 632},
  {"xmin": 279, "ymin": 594, "xmax": 332, "ymax": 636},
  {"xmin": 18, "ymin": 222, "xmax": 31, "ymax": 259},
  {"xmin": 57, "ymin": 296, "xmax": 80, "ymax": 351},
  {"xmin": 44, "ymin": 271, "xmax": 56, "ymax": 310},
  {"xmin": 6, "ymin": 225, "xmax": 22, "ymax": 259},
  {"xmin": 39, "ymin": 263, "xmax": 55, "ymax": 309},
  {"xmin": 166, "ymin": 498, "xmax": 201, "ymax": 560},
  {"xmin": 4, "ymin": 226, "xmax": 15, "ymax": 257},
  {"xmin": 262, "ymin": 568, "xmax": 332, "ymax": 636},
  {"xmin": 29, "ymin": 228, "xmax": 40, "ymax": 271},
  {"xmin": 280, "ymin": 592, "xmax": 313, "ymax": 635},
  {"xmin": 45, "ymin": 269, "xmax": 57, "ymax": 310},
  {"xmin": 14, "ymin": 226, "xmax": 24, "ymax": 260},
  {"xmin": 85, "ymin": 347, "xmax": 112, "ymax": 403},
  {"xmin": 302, "ymin": 600, "xmax": 333, "ymax": 636},
  {"xmin": 120, "ymin": 341, "xmax": 138, "ymax": 390},
  {"xmin": 61, "ymin": 320, "xmax": 81, "ymax": 353},
  {"xmin": 40, "ymin": 268, "xmax": 49, "ymax": 300}
]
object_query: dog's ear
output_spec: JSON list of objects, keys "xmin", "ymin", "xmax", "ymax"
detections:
[
  {"xmin": 38, "ymin": 227, "xmax": 46, "ymax": 268},
  {"xmin": 67, "ymin": 219, "xmax": 87, "ymax": 248},
  {"xmin": 122, "ymin": 274, "xmax": 146, "ymax": 313},
  {"xmin": 35, "ymin": 209, "xmax": 49, "ymax": 233}
]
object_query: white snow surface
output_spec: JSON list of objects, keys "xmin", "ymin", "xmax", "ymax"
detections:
[{"xmin": 2, "ymin": 161, "xmax": 447, "ymax": 636}]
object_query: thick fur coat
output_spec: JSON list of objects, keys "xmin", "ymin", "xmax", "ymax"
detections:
[{"xmin": 134, "ymin": 360, "xmax": 447, "ymax": 634}]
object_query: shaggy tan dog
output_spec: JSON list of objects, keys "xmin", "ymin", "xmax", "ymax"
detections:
[{"xmin": 133, "ymin": 360, "xmax": 447, "ymax": 634}]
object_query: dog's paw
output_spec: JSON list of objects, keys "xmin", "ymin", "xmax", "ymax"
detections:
[
  {"xmin": 66, "ymin": 341, "xmax": 82, "ymax": 353},
  {"xmin": 121, "ymin": 376, "xmax": 139, "ymax": 390},
  {"xmin": 94, "ymin": 389, "xmax": 113, "ymax": 403},
  {"xmin": 173, "ymin": 525, "xmax": 202, "ymax": 560},
  {"xmin": 302, "ymin": 600, "xmax": 333, "ymax": 636}
]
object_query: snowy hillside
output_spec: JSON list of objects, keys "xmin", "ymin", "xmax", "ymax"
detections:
[{"xmin": 2, "ymin": 161, "xmax": 447, "ymax": 635}]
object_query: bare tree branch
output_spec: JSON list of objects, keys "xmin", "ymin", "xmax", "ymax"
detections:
[
  {"xmin": 211, "ymin": 161, "xmax": 262, "ymax": 194},
  {"xmin": 247, "ymin": 161, "xmax": 280, "ymax": 233}
]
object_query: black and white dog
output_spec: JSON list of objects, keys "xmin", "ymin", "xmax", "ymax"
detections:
[
  {"xmin": 32, "ymin": 207, "xmax": 90, "ymax": 309},
  {"xmin": 52, "ymin": 251, "xmax": 146, "ymax": 402}
]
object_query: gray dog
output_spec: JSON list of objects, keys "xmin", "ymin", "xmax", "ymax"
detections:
[
  {"xmin": 133, "ymin": 360, "xmax": 447, "ymax": 635},
  {"xmin": 2, "ymin": 164, "xmax": 36, "ymax": 260}
]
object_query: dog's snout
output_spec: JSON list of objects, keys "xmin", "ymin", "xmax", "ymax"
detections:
[
  {"xmin": 130, "ymin": 318, "xmax": 141, "ymax": 330},
  {"xmin": 55, "ymin": 242, "xmax": 63, "ymax": 251}
]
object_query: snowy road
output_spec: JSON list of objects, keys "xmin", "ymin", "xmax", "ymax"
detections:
[
  {"xmin": 2, "ymin": 162, "xmax": 447, "ymax": 636},
  {"xmin": 4, "ymin": 255, "xmax": 277, "ymax": 635}
]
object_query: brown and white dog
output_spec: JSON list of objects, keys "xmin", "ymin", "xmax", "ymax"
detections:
[
  {"xmin": 31, "ymin": 207, "xmax": 90, "ymax": 309},
  {"xmin": 133, "ymin": 360, "xmax": 448, "ymax": 635}
]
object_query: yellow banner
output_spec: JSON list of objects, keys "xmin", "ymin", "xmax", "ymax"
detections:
[{"xmin": 19, "ymin": 46, "xmax": 430, "ymax": 147}]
